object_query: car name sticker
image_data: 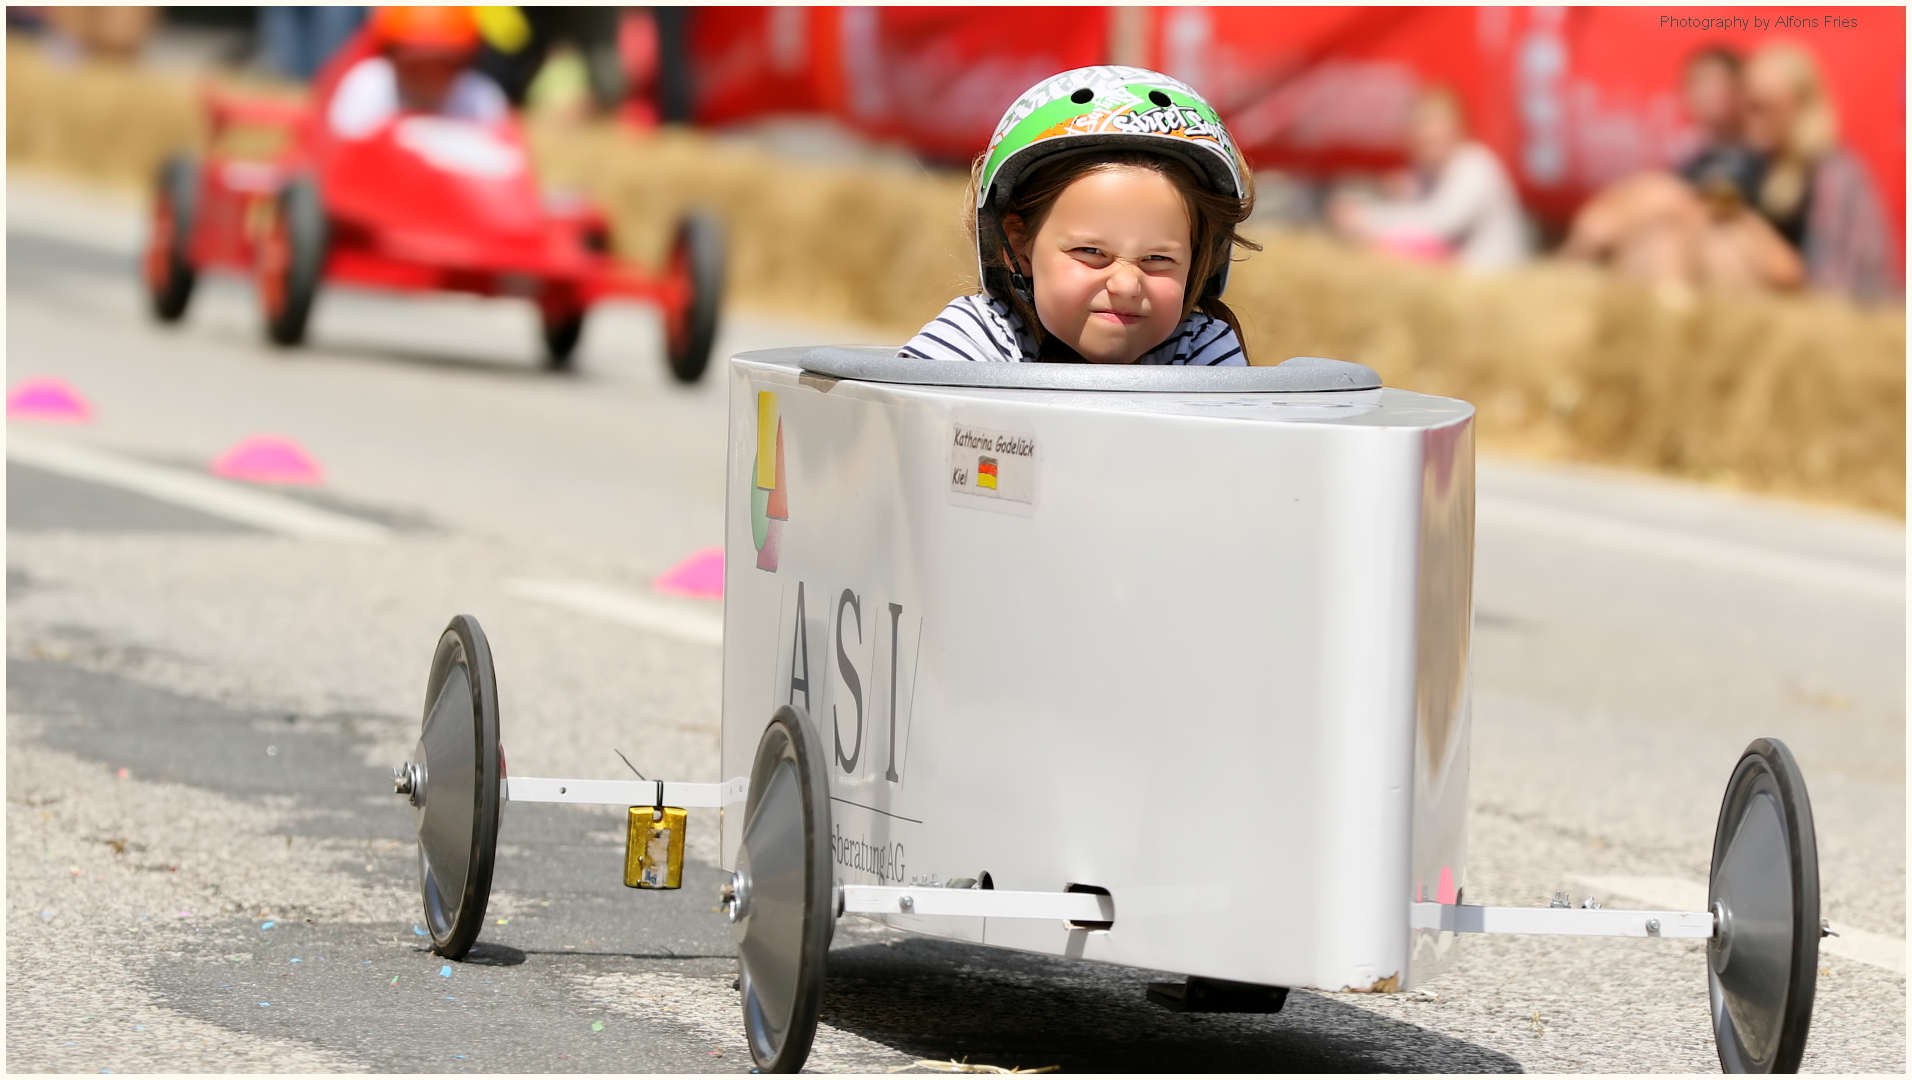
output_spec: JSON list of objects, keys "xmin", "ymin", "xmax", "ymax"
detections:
[{"xmin": 948, "ymin": 424, "xmax": 1037, "ymax": 511}]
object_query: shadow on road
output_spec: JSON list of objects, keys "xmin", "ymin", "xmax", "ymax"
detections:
[{"xmin": 820, "ymin": 937, "xmax": 1522, "ymax": 1074}]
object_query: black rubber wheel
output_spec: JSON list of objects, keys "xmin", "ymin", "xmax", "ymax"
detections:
[
  {"xmin": 663, "ymin": 209, "xmax": 725, "ymax": 384},
  {"xmin": 731, "ymin": 705, "xmax": 832, "ymax": 1073},
  {"xmin": 542, "ymin": 308, "xmax": 585, "ymax": 372},
  {"xmin": 259, "ymin": 175, "xmax": 328, "ymax": 347},
  {"xmin": 1708, "ymin": 737, "xmax": 1819, "ymax": 1073},
  {"xmin": 404, "ymin": 615, "xmax": 504, "ymax": 961},
  {"xmin": 145, "ymin": 155, "xmax": 199, "ymax": 322}
]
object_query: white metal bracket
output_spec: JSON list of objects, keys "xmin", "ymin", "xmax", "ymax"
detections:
[
  {"xmin": 1411, "ymin": 901, "xmax": 1714, "ymax": 939},
  {"xmin": 840, "ymin": 884, "xmax": 1114, "ymax": 923}
]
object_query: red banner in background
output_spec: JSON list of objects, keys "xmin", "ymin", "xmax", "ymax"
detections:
[
  {"xmin": 683, "ymin": 6, "xmax": 1904, "ymax": 235},
  {"xmin": 834, "ymin": 7, "xmax": 1109, "ymax": 161},
  {"xmin": 687, "ymin": 7, "xmax": 1106, "ymax": 162},
  {"xmin": 687, "ymin": 7, "xmax": 843, "ymax": 125}
]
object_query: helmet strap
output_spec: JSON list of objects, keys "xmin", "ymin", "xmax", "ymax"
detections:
[{"xmin": 1004, "ymin": 242, "xmax": 1034, "ymax": 306}]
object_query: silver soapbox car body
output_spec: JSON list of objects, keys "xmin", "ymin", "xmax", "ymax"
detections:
[{"xmin": 718, "ymin": 346, "xmax": 1475, "ymax": 994}]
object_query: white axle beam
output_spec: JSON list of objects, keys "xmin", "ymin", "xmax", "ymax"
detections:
[
  {"xmin": 504, "ymin": 776, "xmax": 741, "ymax": 808},
  {"xmin": 1412, "ymin": 902, "xmax": 1714, "ymax": 939}
]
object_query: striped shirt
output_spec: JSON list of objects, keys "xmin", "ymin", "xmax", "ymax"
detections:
[{"xmin": 899, "ymin": 294, "xmax": 1246, "ymax": 366}]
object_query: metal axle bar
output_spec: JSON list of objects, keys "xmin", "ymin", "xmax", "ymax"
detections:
[
  {"xmin": 1411, "ymin": 902, "xmax": 1714, "ymax": 939},
  {"xmin": 840, "ymin": 884, "xmax": 1115, "ymax": 923},
  {"xmin": 504, "ymin": 776, "xmax": 741, "ymax": 808}
]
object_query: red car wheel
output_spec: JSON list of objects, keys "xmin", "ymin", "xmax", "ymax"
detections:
[
  {"xmin": 256, "ymin": 209, "xmax": 290, "ymax": 322},
  {"xmin": 145, "ymin": 156, "xmax": 199, "ymax": 323},
  {"xmin": 662, "ymin": 209, "xmax": 724, "ymax": 384},
  {"xmin": 257, "ymin": 176, "xmax": 328, "ymax": 348},
  {"xmin": 541, "ymin": 306, "xmax": 585, "ymax": 372}
]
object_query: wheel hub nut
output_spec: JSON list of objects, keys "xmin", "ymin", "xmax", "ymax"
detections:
[
  {"xmin": 722, "ymin": 871, "xmax": 750, "ymax": 923},
  {"xmin": 393, "ymin": 763, "xmax": 421, "ymax": 805}
]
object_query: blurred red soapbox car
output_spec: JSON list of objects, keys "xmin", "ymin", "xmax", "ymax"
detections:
[{"xmin": 143, "ymin": 34, "xmax": 724, "ymax": 381}]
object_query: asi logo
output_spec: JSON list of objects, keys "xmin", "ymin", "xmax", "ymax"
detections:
[{"xmin": 752, "ymin": 391, "xmax": 789, "ymax": 571}]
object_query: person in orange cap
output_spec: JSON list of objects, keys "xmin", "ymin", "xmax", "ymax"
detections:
[{"xmin": 328, "ymin": 6, "xmax": 509, "ymax": 139}]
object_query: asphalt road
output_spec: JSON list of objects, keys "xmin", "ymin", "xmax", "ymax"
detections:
[{"xmin": 7, "ymin": 174, "xmax": 1905, "ymax": 1073}]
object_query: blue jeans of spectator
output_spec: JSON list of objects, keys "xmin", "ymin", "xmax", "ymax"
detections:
[{"xmin": 259, "ymin": 6, "xmax": 367, "ymax": 82}]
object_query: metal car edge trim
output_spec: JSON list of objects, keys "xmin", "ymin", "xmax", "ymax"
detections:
[{"xmin": 840, "ymin": 884, "xmax": 1115, "ymax": 922}]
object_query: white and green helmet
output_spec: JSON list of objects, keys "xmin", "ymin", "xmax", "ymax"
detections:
[{"xmin": 978, "ymin": 66, "xmax": 1247, "ymax": 302}]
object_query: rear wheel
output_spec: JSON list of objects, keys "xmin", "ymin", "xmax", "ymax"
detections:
[
  {"xmin": 145, "ymin": 155, "xmax": 199, "ymax": 322},
  {"xmin": 259, "ymin": 176, "xmax": 328, "ymax": 347},
  {"xmin": 1708, "ymin": 738, "xmax": 1819, "ymax": 1074},
  {"xmin": 663, "ymin": 209, "xmax": 724, "ymax": 384}
]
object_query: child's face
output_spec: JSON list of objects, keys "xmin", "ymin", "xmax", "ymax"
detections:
[
  {"xmin": 391, "ymin": 46, "xmax": 468, "ymax": 113},
  {"xmin": 1007, "ymin": 167, "xmax": 1193, "ymax": 364}
]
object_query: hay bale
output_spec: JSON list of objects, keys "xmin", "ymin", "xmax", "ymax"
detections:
[{"xmin": 6, "ymin": 37, "xmax": 202, "ymax": 190}]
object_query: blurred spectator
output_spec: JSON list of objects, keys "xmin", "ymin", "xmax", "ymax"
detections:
[
  {"xmin": 474, "ymin": 7, "xmax": 627, "ymax": 117},
  {"xmin": 259, "ymin": 6, "xmax": 367, "ymax": 83},
  {"xmin": 1568, "ymin": 43, "xmax": 1898, "ymax": 304},
  {"xmin": 40, "ymin": 5, "xmax": 155, "ymax": 62},
  {"xmin": 1674, "ymin": 47, "xmax": 1764, "ymax": 209},
  {"xmin": 1563, "ymin": 46, "xmax": 1803, "ymax": 296},
  {"xmin": 614, "ymin": 10, "xmax": 661, "ymax": 129},
  {"xmin": 1743, "ymin": 44, "xmax": 1901, "ymax": 303},
  {"xmin": 328, "ymin": 6, "xmax": 508, "ymax": 139},
  {"xmin": 1328, "ymin": 88, "xmax": 1531, "ymax": 271}
]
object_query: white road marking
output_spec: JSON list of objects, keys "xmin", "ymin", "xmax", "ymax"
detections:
[
  {"xmin": 7, "ymin": 431, "xmax": 391, "ymax": 544},
  {"xmin": 1479, "ymin": 496, "xmax": 1905, "ymax": 604},
  {"xmin": 1569, "ymin": 873, "xmax": 1905, "ymax": 974},
  {"xmin": 502, "ymin": 577, "xmax": 723, "ymax": 647},
  {"xmin": 7, "ymin": 174, "xmax": 144, "ymax": 255}
]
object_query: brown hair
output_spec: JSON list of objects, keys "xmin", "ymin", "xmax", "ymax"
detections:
[
  {"xmin": 1685, "ymin": 45, "xmax": 1743, "ymax": 80},
  {"xmin": 966, "ymin": 148, "xmax": 1262, "ymax": 362}
]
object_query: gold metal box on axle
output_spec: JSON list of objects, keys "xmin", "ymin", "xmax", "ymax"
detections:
[{"xmin": 625, "ymin": 805, "xmax": 687, "ymax": 889}]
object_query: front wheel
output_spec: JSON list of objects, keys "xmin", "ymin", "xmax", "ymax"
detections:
[
  {"xmin": 145, "ymin": 155, "xmax": 199, "ymax": 322},
  {"xmin": 1708, "ymin": 737, "xmax": 1819, "ymax": 1074},
  {"xmin": 730, "ymin": 705, "xmax": 832, "ymax": 1073},
  {"xmin": 399, "ymin": 615, "xmax": 504, "ymax": 961},
  {"xmin": 259, "ymin": 175, "xmax": 328, "ymax": 347},
  {"xmin": 663, "ymin": 209, "xmax": 725, "ymax": 384}
]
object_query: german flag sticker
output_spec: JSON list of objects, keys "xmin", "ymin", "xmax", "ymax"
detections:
[{"xmin": 949, "ymin": 424, "xmax": 1035, "ymax": 509}]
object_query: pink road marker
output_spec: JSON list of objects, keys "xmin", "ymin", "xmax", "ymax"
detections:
[
  {"xmin": 6, "ymin": 378, "xmax": 92, "ymax": 422},
  {"xmin": 211, "ymin": 436, "xmax": 324, "ymax": 486},
  {"xmin": 654, "ymin": 547, "xmax": 724, "ymax": 599}
]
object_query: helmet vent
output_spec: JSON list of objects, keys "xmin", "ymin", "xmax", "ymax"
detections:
[
  {"xmin": 1071, "ymin": 88, "xmax": 1094, "ymax": 105},
  {"xmin": 1148, "ymin": 90, "xmax": 1173, "ymax": 108}
]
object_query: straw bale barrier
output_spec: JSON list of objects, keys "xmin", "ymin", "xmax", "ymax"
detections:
[{"xmin": 10, "ymin": 40, "xmax": 1902, "ymax": 514}]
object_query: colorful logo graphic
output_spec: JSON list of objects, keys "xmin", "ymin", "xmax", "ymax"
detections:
[
  {"xmin": 751, "ymin": 391, "xmax": 788, "ymax": 571},
  {"xmin": 1033, "ymin": 100, "xmax": 1228, "ymax": 149},
  {"xmin": 976, "ymin": 456, "xmax": 998, "ymax": 490}
]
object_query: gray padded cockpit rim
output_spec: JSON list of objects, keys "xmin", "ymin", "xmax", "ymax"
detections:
[{"xmin": 781, "ymin": 345, "xmax": 1382, "ymax": 394}]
